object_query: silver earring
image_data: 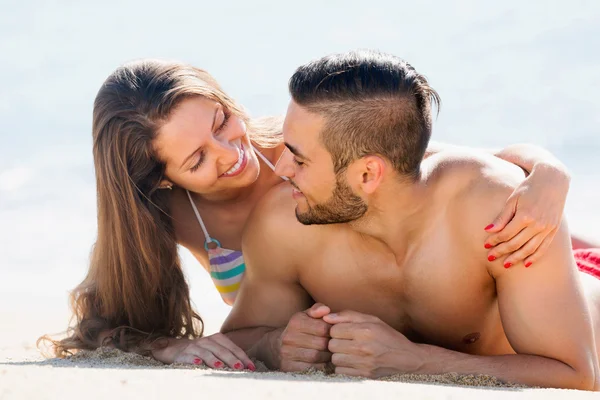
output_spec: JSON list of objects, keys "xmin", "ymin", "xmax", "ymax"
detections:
[{"xmin": 160, "ymin": 184, "xmax": 173, "ymax": 190}]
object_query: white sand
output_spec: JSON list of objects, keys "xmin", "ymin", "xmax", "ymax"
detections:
[{"xmin": 1, "ymin": 298, "xmax": 598, "ymax": 400}]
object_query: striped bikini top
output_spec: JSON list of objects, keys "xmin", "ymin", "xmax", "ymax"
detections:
[{"xmin": 186, "ymin": 145, "xmax": 286, "ymax": 305}]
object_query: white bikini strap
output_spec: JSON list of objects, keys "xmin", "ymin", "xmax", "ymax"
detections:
[
  {"xmin": 185, "ymin": 190, "xmax": 213, "ymax": 243},
  {"xmin": 251, "ymin": 144, "xmax": 289, "ymax": 181}
]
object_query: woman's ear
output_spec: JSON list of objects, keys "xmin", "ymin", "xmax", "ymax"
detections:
[{"xmin": 158, "ymin": 179, "xmax": 173, "ymax": 190}]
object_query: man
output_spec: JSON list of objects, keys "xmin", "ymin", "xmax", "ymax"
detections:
[{"xmin": 222, "ymin": 50, "xmax": 600, "ymax": 390}]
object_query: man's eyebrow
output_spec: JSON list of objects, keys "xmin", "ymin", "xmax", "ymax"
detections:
[
  {"xmin": 179, "ymin": 107, "xmax": 219, "ymax": 170},
  {"xmin": 285, "ymin": 142, "xmax": 311, "ymax": 162}
]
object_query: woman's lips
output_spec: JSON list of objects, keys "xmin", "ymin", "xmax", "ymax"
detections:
[{"xmin": 220, "ymin": 145, "xmax": 247, "ymax": 178}]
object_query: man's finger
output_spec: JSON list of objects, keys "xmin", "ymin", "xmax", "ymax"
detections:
[
  {"xmin": 322, "ymin": 310, "xmax": 379, "ymax": 325},
  {"xmin": 288, "ymin": 347, "xmax": 332, "ymax": 364},
  {"xmin": 328, "ymin": 337, "xmax": 356, "ymax": 354},
  {"xmin": 281, "ymin": 331, "xmax": 330, "ymax": 350},
  {"xmin": 306, "ymin": 303, "xmax": 331, "ymax": 319},
  {"xmin": 289, "ymin": 314, "xmax": 332, "ymax": 337},
  {"xmin": 331, "ymin": 352, "xmax": 360, "ymax": 368},
  {"xmin": 329, "ymin": 323, "xmax": 357, "ymax": 340}
]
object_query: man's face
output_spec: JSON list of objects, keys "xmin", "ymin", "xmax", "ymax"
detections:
[{"xmin": 275, "ymin": 101, "xmax": 367, "ymax": 225}]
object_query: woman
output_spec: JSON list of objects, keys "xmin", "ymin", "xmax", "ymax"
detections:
[{"xmin": 44, "ymin": 59, "xmax": 577, "ymax": 369}]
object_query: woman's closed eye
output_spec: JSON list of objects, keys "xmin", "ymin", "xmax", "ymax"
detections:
[
  {"xmin": 190, "ymin": 150, "xmax": 205, "ymax": 173},
  {"xmin": 215, "ymin": 110, "xmax": 230, "ymax": 135},
  {"xmin": 293, "ymin": 158, "xmax": 305, "ymax": 166},
  {"xmin": 189, "ymin": 108, "xmax": 230, "ymax": 173}
]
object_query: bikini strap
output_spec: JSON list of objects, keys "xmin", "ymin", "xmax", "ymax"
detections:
[
  {"xmin": 186, "ymin": 189, "xmax": 214, "ymax": 245},
  {"xmin": 251, "ymin": 144, "xmax": 289, "ymax": 181}
]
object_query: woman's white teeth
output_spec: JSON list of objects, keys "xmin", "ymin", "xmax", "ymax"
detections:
[{"xmin": 223, "ymin": 147, "xmax": 244, "ymax": 175}]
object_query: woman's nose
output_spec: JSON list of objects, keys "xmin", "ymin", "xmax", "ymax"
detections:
[{"xmin": 213, "ymin": 140, "xmax": 239, "ymax": 167}]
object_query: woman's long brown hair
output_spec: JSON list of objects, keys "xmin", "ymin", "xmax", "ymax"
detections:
[{"xmin": 39, "ymin": 60, "xmax": 282, "ymax": 357}]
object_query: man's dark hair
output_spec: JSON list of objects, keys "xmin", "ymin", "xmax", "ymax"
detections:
[{"xmin": 289, "ymin": 49, "xmax": 440, "ymax": 179}]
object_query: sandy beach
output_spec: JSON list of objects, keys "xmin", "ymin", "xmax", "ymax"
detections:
[
  {"xmin": 2, "ymin": 343, "xmax": 598, "ymax": 399},
  {"xmin": 1, "ymin": 298, "xmax": 598, "ymax": 400}
]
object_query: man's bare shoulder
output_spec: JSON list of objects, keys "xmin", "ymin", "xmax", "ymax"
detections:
[
  {"xmin": 424, "ymin": 149, "xmax": 527, "ymax": 260},
  {"xmin": 245, "ymin": 182, "xmax": 314, "ymax": 240},
  {"xmin": 241, "ymin": 182, "xmax": 326, "ymax": 273},
  {"xmin": 423, "ymin": 148, "xmax": 526, "ymax": 194}
]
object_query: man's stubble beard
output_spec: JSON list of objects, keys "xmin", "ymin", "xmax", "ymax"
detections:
[{"xmin": 294, "ymin": 173, "xmax": 368, "ymax": 225}]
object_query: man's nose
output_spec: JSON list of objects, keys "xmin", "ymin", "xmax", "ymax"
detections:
[{"xmin": 274, "ymin": 148, "xmax": 295, "ymax": 178}]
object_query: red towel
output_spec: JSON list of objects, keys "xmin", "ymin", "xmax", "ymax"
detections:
[{"xmin": 574, "ymin": 248, "xmax": 600, "ymax": 279}]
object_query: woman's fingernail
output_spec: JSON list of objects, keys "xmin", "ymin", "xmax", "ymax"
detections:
[
  {"xmin": 525, "ymin": 261, "xmax": 533, "ymax": 268},
  {"xmin": 327, "ymin": 313, "xmax": 338, "ymax": 319},
  {"xmin": 504, "ymin": 262, "xmax": 512, "ymax": 269},
  {"xmin": 248, "ymin": 363, "xmax": 256, "ymax": 371},
  {"xmin": 484, "ymin": 243, "xmax": 493, "ymax": 249},
  {"xmin": 484, "ymin": 224, "xmax": 495, "ymax": 231},
  {"xmin": 234, "ymin": 362, "xmax": 243, "ymax": 370},
  {"xmin": 193, "ymin": 358, "xmax": 202, "ymax": 365},
  {"xmin": 488, "ymin": 255, "xmax": 496, "ymax": 262},
  {"xmin": 214, "ymin": 361, "xmax": 223, "ymax": 368}
]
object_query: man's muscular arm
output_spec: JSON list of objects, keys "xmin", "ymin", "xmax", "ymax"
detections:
[
  {"xmin": 417, "ymin": 168, "xmax": 598, "ymax": 390},
  {"xmin": 221, "ymin": 184, "xmax": 331, "ymax": 370}
]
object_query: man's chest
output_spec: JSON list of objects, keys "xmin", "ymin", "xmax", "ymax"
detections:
[{"xmin": 300, "ymin": 239, "xmax": 513, "ymax": 354}]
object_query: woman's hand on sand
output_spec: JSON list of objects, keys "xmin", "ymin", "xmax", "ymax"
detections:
[
  {"xmin": 153, "ymin": 333, "xmax": 256, "ymax": 370},
  {"xmin": 483, "ymin": 163, "xmax": 570, "ymax": 268}
]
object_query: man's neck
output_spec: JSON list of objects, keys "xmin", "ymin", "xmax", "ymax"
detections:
[{"xmin": 347, "ymin": 173, "xmax": 432, "ymax": 263}]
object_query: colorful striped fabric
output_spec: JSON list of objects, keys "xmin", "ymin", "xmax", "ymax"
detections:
[{"xmin": 206, "ymin": 244, "xmax": 245, "ymax": 305}]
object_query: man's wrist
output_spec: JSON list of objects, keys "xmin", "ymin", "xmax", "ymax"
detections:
[
  {"xmin": 387, "ymin": 342, "xmax": 431, "ymax": 375},
  {"xmin": 411, "ymin": 343, "xmax": 432, "ymax": 374}
]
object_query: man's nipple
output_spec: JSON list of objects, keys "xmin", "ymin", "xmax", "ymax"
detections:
[{"xmin": 462, "ymin": 332, "xmax": 481, "ymax": 344}]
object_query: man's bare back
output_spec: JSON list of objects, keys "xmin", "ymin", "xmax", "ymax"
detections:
[{"xmin": 223, "ymin": 150, "xmax": 600, "ymax": 389}]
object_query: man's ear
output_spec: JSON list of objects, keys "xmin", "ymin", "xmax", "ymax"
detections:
[{"xmin": 347, "ymin": 155, "xmax": 385, "ymax": 194}]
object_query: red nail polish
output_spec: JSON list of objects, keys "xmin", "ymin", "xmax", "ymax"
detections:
[
  {"xmin": 488, "ymin": 255, "xmax": 496, "ymax": 262},
  {"xmin": 214, "ymin": 361, "xmax": 223, "ymax": 368},
  {"xmin": 504, "ymin": 262, "xmax": 512, "ymax": 269},
  {"xmin": 525, "ymin": 261, "xmax": 533, "ymax": 268},
  {"xmin": 234, "ymin": 362, "xmax": 243, "ymax": 370},
  {"xmin": 484, "ymin": 224, "xmax": 495, "ymax": 231},
  {"xmin": 248, "ymin": 363, "xmax": 256, "ymax": 371},
  {"xmin": 193, "ymin": 358, "xmax": 202, "ymax": 365},
  {"xmin": 484, "ymin": 243, "xmax": 493, "ymax": 249}
]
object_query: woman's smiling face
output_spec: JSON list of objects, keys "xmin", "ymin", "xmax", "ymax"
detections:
[{"xmin": 154, "ymin": 96, "xmax": 261, "ymax": 195}]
